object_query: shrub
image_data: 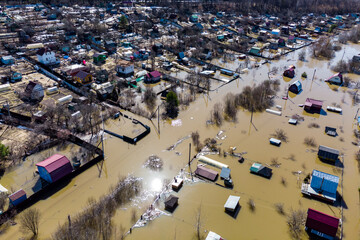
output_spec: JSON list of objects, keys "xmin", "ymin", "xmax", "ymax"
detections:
[
  {"xmin": 301, "ymin": 72, "xmax": 307, "ymax": 78},
  {"xmin": 272, "ymin": 129, "xmax": 288, "ymax": 142},
  {"xmin": 308, "ymin": 122, "xmax": 320, "ymax": 128},
  {"xmin": 287, "ymin": 209, "xmax": 306, "ymax": 239},
  {"xmin": 210, "ymin": 103, "xmax": 223, "ymax": 126},
  {"xmin": 298, "ymin": 49, "xmax": 306, "ymax": 61},
  {"xmin": 191, "ymin": 131, "xmax": 200, "ymax": 148},
  {"xmin": 248, "ymin": 199, "xmax": 255, "ymax": 212},
  {"xmin": 304, "ymin": 137, "xmax": 317, "ymax": 147},
  {"xmin": 275, "ymin": 203, "xmax": 285, "ymax": 215},
  {"xmin": 143, "ymin": 88, "xmax": 157, "ymax": 112}
]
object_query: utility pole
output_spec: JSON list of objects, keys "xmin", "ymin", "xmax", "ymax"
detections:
[
  {"xmin": 68, "ymin": 215, "xmax": 72, "ymax": 240},
  {"xmin": 188, "ymin": 143, "xmax": 193, "ymax": 181},
  {"xmin": 157, "ymin": 105, "xmax": 160, "ymax": 135}
]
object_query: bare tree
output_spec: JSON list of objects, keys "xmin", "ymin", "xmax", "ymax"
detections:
[
  {"xmin": 194, "ymin": 205, "xmax": 204, "ymax": 240},
  {"xmin": 20, "ymin": 208, "xmax": 41, "ymax": 236}
]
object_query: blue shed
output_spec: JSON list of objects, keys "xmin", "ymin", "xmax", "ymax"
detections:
[
  {"xmin": 310, "ymin": 170, "xmax": 339, "ymax": 198},
  {"xmin": 9, "ymin": 189, "xmax": 27, "ymax": 206},
  {"xmin": 1, "ymin": 56, "xmax": 14, "ymax": 65}
]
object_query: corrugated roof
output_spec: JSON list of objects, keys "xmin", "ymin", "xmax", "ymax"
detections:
[
  {"xmin": 306, "ymin": 208, "xmax": 339, "ymax": 237},
  {"xmin": 36, "ymin": 154, "xmax": 71, "ymax": 173},
  {"xmin": 9, "ymin": 189, "xmax": 26, "ymax": 201},
  {"xmin": 305, "ymin": 98, "xmax": 323, "ymax": 107},
  {"xmin": 195, "ymin": 165, "xmax": 218, "ymax": 181},
  {"xmin": 310, "ymin": 170, "xmax": 339, "ymax": 194},
  {"xmin": 318, "ymin": 145, "xmax": 339, "ymax": 160},
  {"xmin": 224, "ymin": 195, "xmax": 240, "ymax": 210},
  {"xmin": 220, "ymin": 167, "xmax": 230, "ymax": 179}
]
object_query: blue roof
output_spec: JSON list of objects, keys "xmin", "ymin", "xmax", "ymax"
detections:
[
  {"xmin": 220, "ymin": 167, "xmax": 230, "ymax": 179},
  {"xmin": 310, "ymin": 170, "xmax": 339, "ymax": 195}
]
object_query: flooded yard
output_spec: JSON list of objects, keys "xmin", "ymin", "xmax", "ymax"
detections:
[{"xmin": 1, "ymin": 42, "xmax": 360, "ymax": 239}]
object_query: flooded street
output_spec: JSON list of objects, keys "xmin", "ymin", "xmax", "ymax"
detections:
[{"xmin": 1, "ymin": 42, "xmax": 360, "ymax": 239}]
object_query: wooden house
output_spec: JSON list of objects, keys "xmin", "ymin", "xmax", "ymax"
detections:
[
  {"xmin": 318, "ymin": 145, "xmax": 339, "ymax": 162},
  {"xmin": 305, "ymin": 208, "xmax": 339, "ymax": 240},
  {"xmin": 325, "ymin": 72, "xmax": 343, "ymax": 85},
  {"xmin": 93, "ymin": 52, "xmax": 107, "ymax": 64},
  {"xmin": 283, "ymin": 65, "xmax": 295, "ymax": 78},
  {"xmin": 144, "ymin": 71, "xmax": 161, "ymax": 84},
  {"xmin": 289, "ymin": 80, "xmax": 302, "ymax": 94},
  {"xmin": 304, "ymin": 98, "xmax": 323, "ymax": 113},
  {"xmin": 73, "ymin": 71, "xmax": 92, "ymax": 85},
  {"xmin": 116, "ymin": 60, "xmax": 134, "ymax": 77},
  {"xmin": 36, "ymin": 154, "xmax": 73, "ymax": 183}
]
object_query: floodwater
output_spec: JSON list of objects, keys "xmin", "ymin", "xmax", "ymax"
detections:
[{"xmin": 1, "ymin": 43, "xmax": 360, "ymax": 240}]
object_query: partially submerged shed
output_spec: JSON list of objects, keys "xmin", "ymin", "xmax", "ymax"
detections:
[
  {"xmin": 305, "ymin": 208, "xmax": 340, "ymax": 239},
  {"xmin": 9, "ymin": 189, "xmax": 27, "ymax": 206},
  {"xmin": 318, "ymin": 145, "xmax": 339, "ymax": 162},
  {"xmin": 224, "ymin": 195, "xmax": 240, "ymax": 212},
  {"xmin": 36, "ymin": 154, "xmax": 73, "ymax": 183},
  {"xmin": 250, "ymin": 163, "xmax": 272, "ymax": 178},
  {"xmin": 325, "ymin": 72, "xmax": 343, "ymax": 85},
  {"xmin": 195, "ymin": 165, "xmax": 218, "ymax": 181},
  {"xmin": 164, "ymin": 194, "xmax": 178, "ymax": 212}
]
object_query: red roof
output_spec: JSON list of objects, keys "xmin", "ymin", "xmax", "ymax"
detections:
[
  {"xmin": 150, "ymin": 71, "xmax": 161, "ymax": 78},
  {"xmin": 306, "ymin": 208, "xmax": 339, "ymax": 237},
  {"xmin": 195, "ymin": 165, "xmax": 218, "ymax": 181},
  {"xmin": 305, "ymin": 98, "xmax": 323, "ymax": 107},
  {"xmin": 36, "ymin": 154, "xmax": 73, "ymax": 182},
  {"xmin": 9, "ymin": 189, "xmax": 26, "ymax": 201}
]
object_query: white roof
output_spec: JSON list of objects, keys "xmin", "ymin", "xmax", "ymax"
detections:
[
  {"xmin": 206, "ymin": 231, "xmax": 222, "ymax": 240},
  {"xmin": 224, "ymin": 195, "xmax": 240, "ymax": 210},
  {"xmin": 0, "ymin": 184, "xmax": 8, "ymax": 193}
]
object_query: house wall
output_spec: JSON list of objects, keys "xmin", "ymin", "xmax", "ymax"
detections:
[
  {"xmin": 38, "ymin": 166, "xmax": 53, "ymax": 183},
  {"xmin": 37, "ymin": 52, "xmax": 57, "ymax": 65},
  {"xmin": 116, "ymin": 65, "xmax": 134, "ymax": 75}
]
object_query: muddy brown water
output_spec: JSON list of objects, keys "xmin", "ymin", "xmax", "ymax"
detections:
[{"xmin": 1, "ymin": 43, "xmax": 360, "ymax": 239}]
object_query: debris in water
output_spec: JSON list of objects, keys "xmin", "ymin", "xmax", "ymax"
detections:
[
  {"xmin": 171, "ymin": 119, "xmax": 182, "ymax": 127},
  {"xmin": 216, "ymin": 130, "xmax": 227, "ymax": 140},
  {"xmin": 166, "ymin": 135, "xmax": 191, "ymax": 151},
  {"xmin": 144, "ymin": 155, "xmax": 163, "ymax": 170},
  {"xmin": 175, "ymin": 151, "xmax": 181, "ymax": 156},
  {"xmin": 133, "ymin": 208, "xmax": 170, "ymax": 228}
]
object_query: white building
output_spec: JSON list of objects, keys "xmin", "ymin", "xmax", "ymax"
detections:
[
  {"xmin": 36, "ymin": 48, "xmax": 59, "ymax": 65},
  {"xmin": 115, "ymin": 60, "xmax": 134, "ymax": 77}
]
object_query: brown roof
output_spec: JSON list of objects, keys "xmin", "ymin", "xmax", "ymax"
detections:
[
  {"xmin": 116, "ymin": 59, "xmax": 132, "ymax": 67},
  {"xmin": 75, "ymin": 70, "xmax": 90, "ymax": 80},
  {"xmin": 195, "ymin": 165, "xmax": 218, "ymax": 181}
]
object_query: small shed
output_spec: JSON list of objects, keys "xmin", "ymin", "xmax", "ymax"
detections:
[
  {"xmin": 289, "ymin": 80, "xmax": 302, "ymax": 94},
  {"xmin": 288, "ymin": 118, "xmax": 298, "ymax": 125},
  {"xmin": 304, "ymin": 98, "xmax": 323, "ymax": 113},
  {"xmin": 325, "ymin": 72, "xmax": 343, "ymax": 85},
  {"xmin": 318, "ymin": 145, "xmax": 339, "ymax": 162},
  {"xmin": 283, "ymin": 65, "xmax": 295, "ymax": 78},
  {"xmin": 269, "ymin": 138, "xmax": 281, "ymax": 146},
  {"xmin": 195, "ymin": 165, "xmax": 218, "ymax": 181},
  {"xmin": 249, "ymin": 47, "xmax": 261, "ymax": 56},
  {"xmin": 9, "ymin": 189, "xmax": 27, "ymax": 206},
  {"xmin": 36, "ymin": 154, "xmax": 73, "ymax": 183},
  {"xmin": 164, "ymin": 194, "xmax": 178, "ymax": 212},
  {"xmin": 205, "ymin": 231, "xmax": 223, "ymax": 240},
  {"xmin": 305, "ymin": 208, "xmax": 339, "ymax": 239},
  {"xmin": 325, "ymin": 127, "xmax": 337, "ymax": 137},
  {"xmin": 224, "ymin": 195, "xmax": 240, "ymax": 212},
  {"xmin": 250, "ymin": 163, "xmax": 272, "ymax": 178},
  {"xmin": 220, "ymin": 167, "xmax": 231, "ymax": 179}
]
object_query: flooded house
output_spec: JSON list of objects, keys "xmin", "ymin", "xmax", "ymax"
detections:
[
  {"xmin": 36, "ymin": 154, "xmax": 73, "ymax": 183},
  {"xmin": 304, "ymin": 98, "xmax": 323, "ymax": 113},
  {"xmin": 301, "ymin": 169, "xmax": 339, "ymax": 203},
  {"xmin": 283, "ymin": 65, "xmax": 296, "ymax": 78},
  {"xmin": 325, "ymin": 72, "xmax": 343, "ymax": 85},
  {"xmin": 318, "ymin": 145, "xmax": 339, "ymax": 163},
  {"xmin": 195, "ymin": 165, "xmax": 218, "ymax": 181},
  {"xmin": 305, "ymin": 208, "xmax": 340, "ymax": 240},
  {"xmin": 9, "ymin": 189, "xmax": 27, "ymax": 206},
  {"xmin": 289, "ymin": 80, "xmax": 302, "ymax": 94},
  {"xmin": 250, "ymin": 163, "xmax": 272, "ymax": 178},
  {"xmin": 249, "ymin": 46, "xmax": 261, "ymax": 56}
]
